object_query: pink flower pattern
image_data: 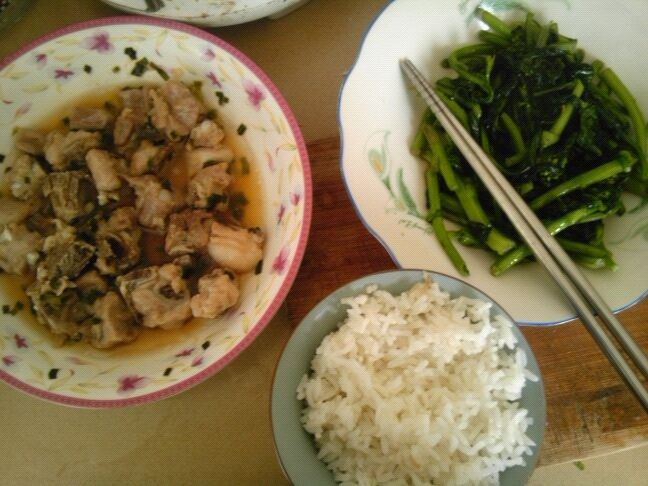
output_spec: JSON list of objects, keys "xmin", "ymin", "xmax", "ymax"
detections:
[
  {"xmin": 266, "ymin": 151, "xmax": 275, "ymax": 173},
  {"xmin": 290, "ymin": 192, "xmax": 301, "ymax": 206},
  {"xmin": 14, "ymin": 334, "xmax": 28, "ymax": 349},
  {"xmin": 33, "ymin": 53, "xmax": 47, "ymax": 69},
  {"xmin": 271, "ymin": 246, "xmax": 290, "ymax": 275},
  {"xmin": 14, "ymin": 102, "xmax": 31, "ymax": 119},
  {"xmin": 191, "ymin": 355, "xmax": 204, "ymax": 367},
  {"xmin": 175, "ymin": 348, "xmax": 195, "ymax": 358},
  {"xmin": 202, "ymin": 47, "xmax": 216, "ymax": 61},
  {"xmin": 243, "ymin": 79, "xmax": 265, "ymax": 110},
  {"xmin": 66, "ymin": 356, "xmax": 90, "ymax": 365},
  {"xmin": 206, "ymin": 71, "xmax": 222, "ymax": 88},
  {"xmin": 81, "ymin": 31, "xmax": 114, "ymax": 53},
  {"xmin": 2, "ymin": 356, "xmax": 18, "ymax": 367},
  {"xmin": 54, "ymin": 69, "xmax": 74, "ymax": 80},
  {"xmin": 117, "ymin": 375, "xmax": 149, "ymax": 394}
]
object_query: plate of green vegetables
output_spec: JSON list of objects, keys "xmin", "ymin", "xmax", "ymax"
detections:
[{"xmin": 339, "ymin": 0, "xmax": 648, "ymax": 325}]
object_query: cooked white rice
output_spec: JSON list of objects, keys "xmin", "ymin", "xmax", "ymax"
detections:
[{"xmin": 297, "ymin": 278, "xmax": 538, "ymax": 486}]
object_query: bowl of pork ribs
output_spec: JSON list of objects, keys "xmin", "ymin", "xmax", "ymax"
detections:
[{"xmin": 0, "ymin": 17, "xmax": 311, "ymax": 407}]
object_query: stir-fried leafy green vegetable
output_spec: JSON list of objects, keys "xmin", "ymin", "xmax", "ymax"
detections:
[{"xmin": 411, "ymin": 8, "xmax": 646, "ymax": 276}]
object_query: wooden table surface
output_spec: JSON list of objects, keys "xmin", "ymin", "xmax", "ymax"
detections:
[{"xmin": 287, "ymin": 136, "xmax": 648, "ymax": 467}]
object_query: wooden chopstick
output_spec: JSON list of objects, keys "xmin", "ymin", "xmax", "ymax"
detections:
[{"xmin": 400, "ymin": 58, "xmax": 648, "ymax": 411}]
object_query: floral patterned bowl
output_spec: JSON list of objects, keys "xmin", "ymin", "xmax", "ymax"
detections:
[{"xmin": 0, "ymin": 17, "xmax": 311, "ymax": 407}]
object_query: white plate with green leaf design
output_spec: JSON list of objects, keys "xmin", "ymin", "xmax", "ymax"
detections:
[{"xmin": 339, "ymin": 0, "xmax": 648, "ymax": 325}]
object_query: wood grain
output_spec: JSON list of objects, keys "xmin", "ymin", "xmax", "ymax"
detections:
[{"xmin": 286, "ymin": 136, "xmax": 648, "ymax": 466}]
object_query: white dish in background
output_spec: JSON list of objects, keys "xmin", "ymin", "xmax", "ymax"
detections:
[
  {"xmin": 339, "ymin": 0, "xmax": 648, "ymax": 325},
  {"xmin": 100, "ymin": 0, "xmax": 310, "ymax": 27},
  {"xmin": 0, "ymin": 17, "xmax": 311, "ymax": 407}
]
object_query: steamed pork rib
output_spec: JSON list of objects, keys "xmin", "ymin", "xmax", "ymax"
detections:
[
  {"xmin": 85, "ymin": 149, "xmax": 124, "ymax": 204},
  {"xmin": 80, "ymin": 274, "xmax": 136, "ymax": 349},
  {"xmin": 185, "ymin": 146, "xmax": 235, "ymax": 177},
  {"xmin": 0, "ymin": 223, "xmax": 42, "ymax": 274},
  {"xmin": 113, "ymin": 88, "xmax": 151, "ymax": 146},
  {"xmin": 28, "ymin": 272, "xmax": 138, "ymax": 348},
  {"xmin": 95, "ymin": 207, "xmax": 142, "ymax": 275},
  {"xmin": 165, "ymin": 209, "xmax": 214, "ymax": 256},
  {"xmin": 118, "ymin": 263, "xmax": 192, "ymax": 330},
  {"xmin": 27, "ymin": 282, "xmax": 93, "ymax": 342},
  {"xmin": 187, "ymin": 163, "xmax": 231, "ymax": 209},
  {"xmin": 29, "ymin": 270, "xmax": 102, "ymax": 341},
  {"xmin": 190, "ymin": 120, "xmax": 225, "ymax": 148},
  {"xmin": 0, "ymin": 198, "xmax": 33, "ymax": 226},
  {"xmin": 41, "ymin": 238, "xmax": 95, "ymax": 282},
  {"xmin": 14, "ymin": 128, "xmax": 46, "ymax": 156},
  {"xmin": 43, "ymin": 129, "xmax": 100, "ymax": 171},
  {"xmin": 207, "ymin": 222, "xmax": 264, "ymax": 273},
  {"xmin": 75, "ymin": 269, "xmax": 109, "ymax": 294},
  {"xmin": 42, "ymin": 170, "xmax": 97, "ymax": 222},
  {"xmin": 129, "ymin": 139, "xmax": 176, "ymax": 176},
  {"xmin": 37, "ymin": 223, "xmax": 95, "ymax": 293},
  {"xmin": 190, "ymin": 268, "xmax": 239, "ymax": 319},
  {"xmin": 3, "ymin": 79, "xmax": 263, "ymax": 348},
  {"xmin": 127, "ymin": 175, "xmax": 180, "ymax": 231},
  {"xmin": 69, "ymin": 107, "xmax": 113, "ymax": 131},
  {"xmin": 113, "ymin": 108, "xmax": 138, "ymax": 147},
  {"xmin": 90, "ymin": 292, "xmax": 139, "ymax": 348},
  {"xmin": 150, "ymin": 81, "xmax": 203, "ymax": 139},
  {"xmin": 120, "ymin": 87, "xmax": 150, "ymax": 114},
  {"xmin": 8, "ymin": 154, "xmax": 47, "ymax": 201}
]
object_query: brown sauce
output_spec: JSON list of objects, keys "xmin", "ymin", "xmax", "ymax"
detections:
[{"xmin": 0, "ymin": 86, "xmax": 264, "ymax": 353}]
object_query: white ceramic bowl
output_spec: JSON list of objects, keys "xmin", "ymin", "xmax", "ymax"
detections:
[
  {"xmin": 339, "ymin": 0, "xmax": 648, "ymax": 325},
  {"xmin": 100, "ymin": 0, "xmax": 310, "ymax": 27},
  {"xmin": 272, "ymin": 270, "xmax": 545, "ymax": 486},
  {"xmin": 0, "ymin": 17, "xmax": 311, "ymax": 407}
]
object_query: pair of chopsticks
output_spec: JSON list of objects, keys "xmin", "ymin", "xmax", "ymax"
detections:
[{"xmin": 400, "ymin": 58, "xmax": 648, "ymax": 411}]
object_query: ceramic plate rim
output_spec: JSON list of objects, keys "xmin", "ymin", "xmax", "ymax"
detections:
[{"xmin": 0, "ymin": 15, "xmax": 313, "ymax": 408}]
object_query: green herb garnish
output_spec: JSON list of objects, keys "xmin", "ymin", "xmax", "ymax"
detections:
[
  {"xmin": 228, "ymin": 192, "xmax": 248, "ymax": 220},
  {"xmin": 410, "ymin": 9, "xmax": 644, "ymax": 277},
  {"xmin": 150, "ymin": 62, "xmax": 169, "ymax": 81},
  {"xmin": 206, "ymin": 193, "xmax": 227, "ymax": 210},
  {"xmin": 216, "ymin": 91, "xmax": 229, "ymax": 105},
  {"xmin": 131, "ymin": 57, "xmax": 149, "ymax": 77},
  {"xmin": 239, "ymin": 157, "xmax": 250, "ymax": 175},
  {"xmin": 237, "ymin": 124, "xmax": 247, "ymax": 136},
  {"xmin": 79, "ymin": 289, "xmax": 104, "ymax": 305},
  {"xmin": 124, "ymin": 47, "xmax": 137, "ymax": 60},
  {"xmin": 2, "ymin": 301, "xmax": 24, "ymax": 316},
  {"xmin": 83, "ymin": 65, "xmax": 92, "ymax": 74}
]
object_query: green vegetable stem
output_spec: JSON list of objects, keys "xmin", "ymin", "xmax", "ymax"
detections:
[{"xmin": 409, "ymin": 9, "xmax": 647, "ymax": 275}]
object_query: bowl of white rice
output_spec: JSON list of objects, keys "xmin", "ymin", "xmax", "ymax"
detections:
[{"xmin": 271, "ymin": 270, "xmax": 545, "ymax": 485}]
